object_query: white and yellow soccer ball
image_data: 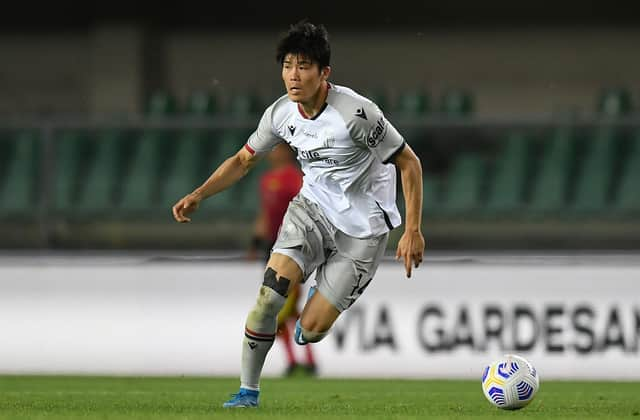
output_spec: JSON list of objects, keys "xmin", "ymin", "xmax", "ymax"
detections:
[{"xmin": 481, "ymin": 354, "xmax": 540, "ymax": 410}]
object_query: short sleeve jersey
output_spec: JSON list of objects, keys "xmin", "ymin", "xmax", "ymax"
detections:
[{"xmin": 245, "ymin": 83, "xmax": 405, "ymax": 238}]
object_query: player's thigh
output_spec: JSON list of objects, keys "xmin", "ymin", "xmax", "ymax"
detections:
[{"xmin": 315, "ymin": 232, "xmax": 389, "ymax": 313}]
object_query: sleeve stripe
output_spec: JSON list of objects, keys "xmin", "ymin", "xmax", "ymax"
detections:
[
  {"xmin": 244, "ymin": 143, "xmax": 256, "ymax": 155},
  {"xmin": 382, "ymin": 140, "xmax": 406, "ymax": 164}
]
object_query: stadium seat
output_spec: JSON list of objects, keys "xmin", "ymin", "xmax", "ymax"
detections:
[
  {"xmin": 160, "ymin": 130, "xmax": 212, "ymax": 209},
  {"xmin": 395, "ymin": 91, "xmax": 429, "ymax": 116},
  {"xmin": 235, "ymin": 163, "xmax": 266, "ymax": 216},
  {"xmin": 118, "ymin": 131, "xmax": 172, "ymax": 213},
  {"xmin": 570, "ymin": 128, "xmax": 618, "ymax": 213},
  {"xmin": 0, "ymin": 131, "xmax": 39, "ymax": 216},
  {"xmin": 527, "ymin": 128, "xmax": 574, "ymax": 214},
  {"xmin": 228, "ymin": 91, "xmax": 262, "ymax": 116},
  {"xmin": 439, "ymin": 89, "xmax": 474, "ymax": 117},
  {"xmin": 485, "ymin": 132, "xmax": 530, "ymax": 214},
  {"xmin": 146, "ymin": 91, "xmax": 177, "ymax": 117},
  {"xmin": 52, "ymin": 131, "xmax": 92, "ymax": 213},
  {"xmin": 117, "ymin": 91, "xmax": 179, "ymax": 214},
  {"xmin": 76, "ymin": 130, "xmax": 128, "ymax": 214},
  {"xmin": 596, "ymin": 87, "xmax": 633, "ymax": 118},
  {"xmin": 198, "ymin": 131, "xmax": 248, "ymax": 215},
  {"xmin": 440, "ymin": 153, "xmax": 485, "ymax": 214},
  {"xmin": 422, "ymin": 174, "xmax": 442, "ymax": 215},
  {"xmin": 613, "ymin": 131, "xmax": 640, "ymax": 213},
  {"xmin": 186, "ymin": 91, "xmax": 218, "ymax": 116}
]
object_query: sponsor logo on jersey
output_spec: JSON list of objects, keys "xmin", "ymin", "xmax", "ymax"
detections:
[
  {"xmin": 300, "ymin": 150, "xmax": 321, "ymax": 160},
  {"xmin": 299, "ymin": 149, "xmax": 339, "ymax": 166},
  {"xmin": 288, "ymin": 125, "xmax": 296, "ymax": 136},
  {"xmin": 303, "ymin": 129, "xmax": 318, "ymax": 138},
  {"xmin": 366, "ymin": 117, "xmax": 387, "ymax": 147},
  {"xmin": 355, "ymin": 107, "xmax": 368, "ymax": 120}
]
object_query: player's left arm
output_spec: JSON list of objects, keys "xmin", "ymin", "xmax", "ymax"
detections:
[{"xmin": 392, "ymin": 144, "xmax": 425, "ymax": 278}]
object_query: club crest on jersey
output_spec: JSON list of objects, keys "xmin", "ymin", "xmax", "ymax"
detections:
[
  {"xmin": 288, "ymin": 125, "xmax": 296, "ymax": 136},
  {"xmin": 322, "ymin": 128, "xmax": 336, "ymax": 147},
  {"xmin": 355, "ymin": 107, "xmax": 368, "ymax": 120},
  {"xmin": 366, "ymin": 117, "xmax": 387, "ymax": 147}
]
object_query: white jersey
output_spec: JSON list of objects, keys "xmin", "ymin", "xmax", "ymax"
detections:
[{"xmin": 245, "ymin": 83, "xmax": 405, "ymax": 238}]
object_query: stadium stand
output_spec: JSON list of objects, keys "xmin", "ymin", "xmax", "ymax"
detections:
[
  {"xmin": 485, "ymin": 132, "xmax": 531, "ymax": 214},
  {"xmin": 2, "ymin": 87, "xmax": 640, "ymax": 248},
  {"xmin": 570, "ymin": 128, "xmax": 619, "ymax": 213},
  {"xmin": 441, "ymin": 153, "xmax": 485, "ymax": 214},
  {"xmin": 527, "ymin": 127, "xmax": 575, "ymax": 214},
  {"xmin": 439, "ymin": 88, "xmax": 474, "ymax": 117},
  {"xmin": 0, "ymin": 131, "xmax": 40, "ymax": 218}
]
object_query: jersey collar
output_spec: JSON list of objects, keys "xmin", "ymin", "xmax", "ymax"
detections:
[{"xmin": 296, "ymin": 82, "xmax": 331, "ymax": 120}]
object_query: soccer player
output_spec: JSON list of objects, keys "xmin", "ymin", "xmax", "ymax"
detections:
[
  {"xmin": 172, "ymin": 20, "xmax": 425, "ymax": 408},
  {"xmin": 247, "ymin": 143, "xmax": 317, "ymax": 377}
]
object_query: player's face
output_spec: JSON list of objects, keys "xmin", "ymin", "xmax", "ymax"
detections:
[{"xmin": 282, "ymin": 54, "xmax": 328, "ymax": 103}]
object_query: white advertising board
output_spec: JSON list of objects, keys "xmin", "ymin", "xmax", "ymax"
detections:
[{"xmin": 0, "ymin": 257, "xmax": 638, "ymax": 379}]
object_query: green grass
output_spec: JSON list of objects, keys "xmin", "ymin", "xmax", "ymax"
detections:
[{"xmin": 1, "ymin": 376, "xmax": 639, "ymax": 419}]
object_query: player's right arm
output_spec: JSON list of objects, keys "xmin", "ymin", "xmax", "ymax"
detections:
[{"xmin": 172, "ymin": 147, "xmax": 261, "ymax": 223}]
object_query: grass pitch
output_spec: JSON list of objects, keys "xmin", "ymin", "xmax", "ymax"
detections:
[{"xmin": 1, "ymin": 376, "xmax": 639, "ymax": 419}]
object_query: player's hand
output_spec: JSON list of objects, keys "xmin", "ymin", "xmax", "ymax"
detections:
[
  {"xmin": 395, "ymin": 229, "xmax": 425, "ymax": 278},
  {"xmin": 172, "ymin": 192, "xmax": 202, "ymax": 223}
]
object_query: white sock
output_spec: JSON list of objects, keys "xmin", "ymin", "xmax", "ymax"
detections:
[{"xmin": 240, "ymin": 286, "xmax": 286, "ymax": 390}]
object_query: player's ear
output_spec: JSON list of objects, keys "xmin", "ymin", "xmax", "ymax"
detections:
[{"xmin": 321, "ymin": 66, "xmax": 331, "ymax": 81}]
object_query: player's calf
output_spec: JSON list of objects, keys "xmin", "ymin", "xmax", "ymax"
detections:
[
  {"xmin": 237, "ymin": 268, "xmax": 292, "ymax": 394},
  {"xmin": 295, "ymin": 318, "xmax": 329, "ymax": 345}
]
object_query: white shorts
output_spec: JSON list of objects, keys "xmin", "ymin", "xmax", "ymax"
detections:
[{"xmin": 272, "ymin": 194, "xmax": 389, "ymax": 312}]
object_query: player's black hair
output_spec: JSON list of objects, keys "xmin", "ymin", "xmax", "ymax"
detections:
[{"xmin": 276, "ymin": 20, "xmax": 331, "ymax": 69}]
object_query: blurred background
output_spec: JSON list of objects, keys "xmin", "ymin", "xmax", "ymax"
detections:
[{"xmin": 1, "ymin": 1, "xmax": 639, "ymax": 252}]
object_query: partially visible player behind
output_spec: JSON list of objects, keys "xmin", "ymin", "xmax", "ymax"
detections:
[{"xmin": 247, "ymin": 143, "xmax": 317, "ymax": 377}]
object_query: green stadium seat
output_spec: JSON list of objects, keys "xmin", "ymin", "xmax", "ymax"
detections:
[
  {"xmin": 439, "ymin": 89, "xmax": 474, "ymax": 117},
  {"xmin": 614, "ymin": 154, "xmax": 640, "ymax": 213},
  {"xmin": 570, "ymin": 128, "xmax": 618, "ymax": 213},
  {"xmin": 0, "ymin": 131, "xmax": 39, "ymax": 216},
  {"xmin": 118, "ymin": 131, "xmax": 173, "ymax": 213},
  {"xmin": 76, "ymin": 130, "xmax": 127, "ymax": 214},
  {"xmin": 160, "ymin": 130, "xmax": 212, "ymax": 209},
  {"xmin": 597, "ymin": 88, "xmax": 633, "ymax": 118},
  {"xmin": 441, "ymin": 153, "xmax": 485, "ymax": 214},
  {"xmin": 146, "ymin": 91, "xmax": 177, "ymax": 117},
  {"xmin": 0, "ymin": 131, "xmax": 13, "ymax": 187},
  {"xmin": 52, "ymin": 131, "xmax": 92, "ymax": 212},
  {"xmin": 485, "ymin": 132, "xmax": 530, "ymax": 213},
  {"xmin": 115, "ymin": 91, "xmax": 179, "ymax": 214},
  {"xmin": 422, "ymin": 174, "xmax": 442, "ymax": 215},
  {"xmin": 198, "ymin": 131, "xmax": 247, "ymax": 215},
  {"xmin": 187, "ymin": 91, "xmax": 218, "ymax": 116},
  {"xmin": 395, "ymin": 91, "xmax": 429, "ymax": 116},
  {"xmin": 613, "ymin": 132, "xmax": 640, "ymax": 213},
  {"xmin": 235, "ymin": 163, "xmax": 266, "ymax": 216},
  {"xmin": 228, "ymin": 91, "xmax": 262, "ymax": 116},
  {"xmin": 528, "ymin": 128, "xmax": 574, "ymax": 214}
]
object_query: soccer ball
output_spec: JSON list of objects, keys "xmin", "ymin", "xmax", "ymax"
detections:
[{"xmin": 481, "ymin": 354, "xmax": 540, "ymax": 410}]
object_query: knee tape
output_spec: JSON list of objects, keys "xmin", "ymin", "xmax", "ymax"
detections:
[
  {"xmin": 262, "ymin": 267, "xmax": 291, "ymax": 297},
  {"xmin": 301, "ymin": 327, "xmax": 329, "ymax": 343}
]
